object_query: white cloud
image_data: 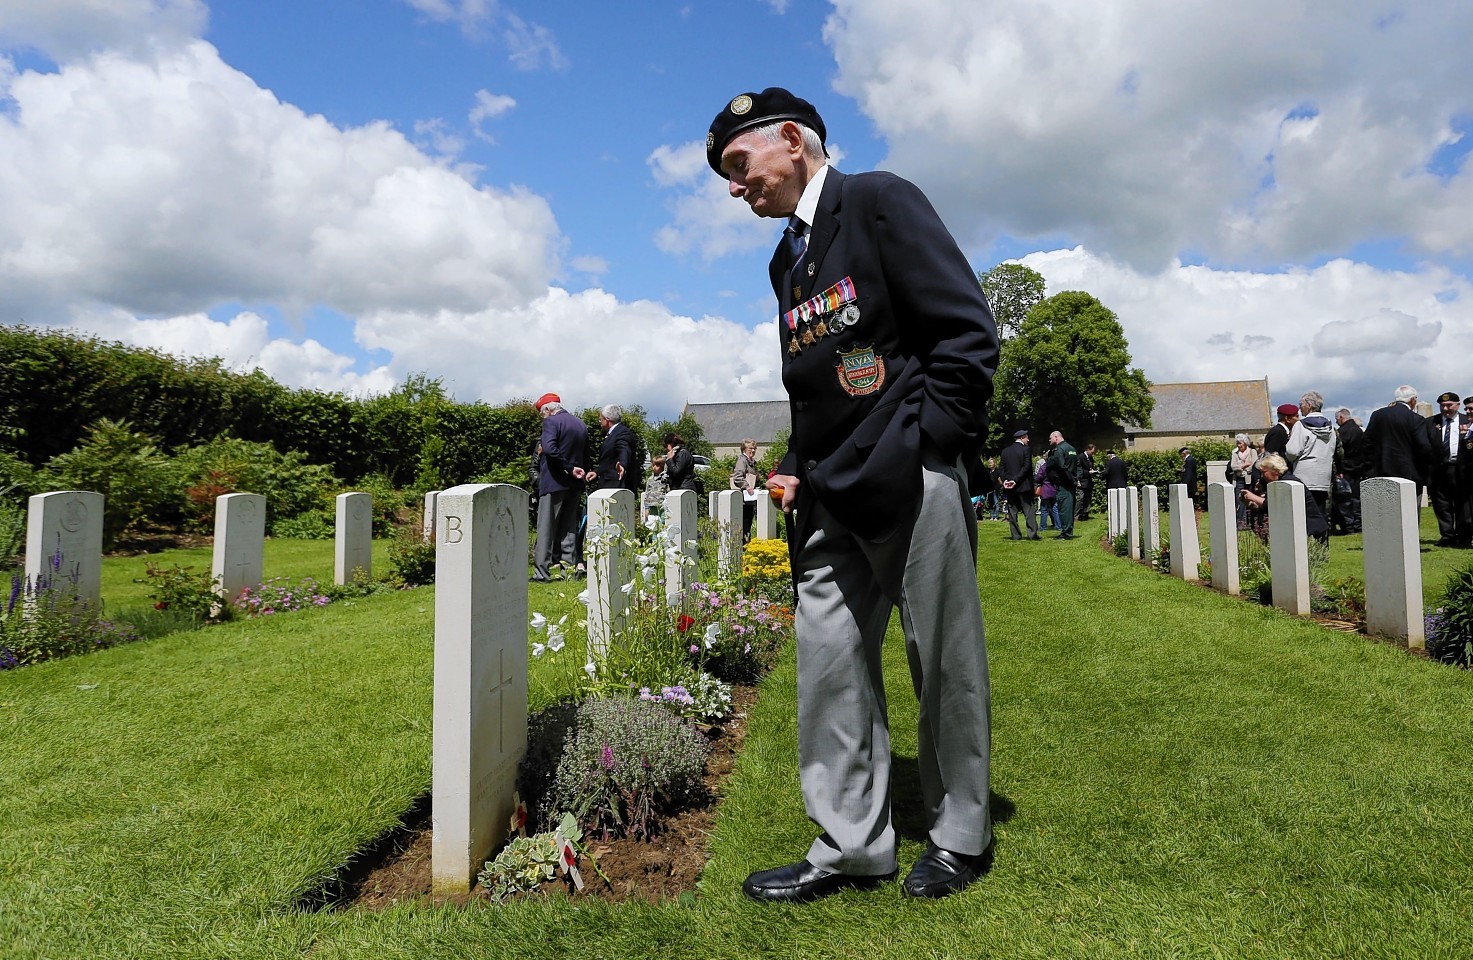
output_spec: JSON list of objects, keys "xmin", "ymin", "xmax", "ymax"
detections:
[
  {"xmin": 0, "ymin": 40, "xmax": 561, "ymax": 322},
  {"xmin": 502, "ymin": 12, "xmax": 566, "ymax": 71},
  {"xmin": 0, "ymin": 0, "xmax": 206, "ymax": 60},
  {"xmin": 1018, "ymin": 247, "xmax": 1473, "ymax": 418},
  {"xmin": 823, "ymin": 0, "xmax": 1473, "ymax": 268},
  {"xmin": 469, "ymin": 89, "xmax": 516, "ymax": 142},
  {"xmin": 570, "ymin": 255, "xmax": 608, "ymax": 277},
  {"xmin": 399, "ymin": 1, "xmax": 565, "ymax": 69},
  {"xmin": 353, "ymin": 287, "xmax": 784, "ymax": 413}
]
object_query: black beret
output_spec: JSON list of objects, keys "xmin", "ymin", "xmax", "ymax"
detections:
[
  {"xmin": 1013, "ymin": 429, "xmax": 1029, "ymax": 438},
  {"xmin": 707, "ymin": 87, "xmax": 826, "ymax": 176},
  {"xmin": 1438, "ymin": 391, "xmax": 1460, "ymax": 403}
]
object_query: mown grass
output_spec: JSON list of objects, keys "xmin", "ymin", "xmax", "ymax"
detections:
[{"xmin": 4, "ymin": 524, "xmax": 1472, "ymax": 959}]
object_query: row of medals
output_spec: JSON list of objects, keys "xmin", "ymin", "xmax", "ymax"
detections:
[{"xmin": 788, "ymin": 302, "xmax": 861, "ymax": 357}]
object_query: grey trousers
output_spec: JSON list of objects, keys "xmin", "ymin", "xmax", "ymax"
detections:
[
  {"xmin": 534, "ymin": 490, "xmax": 580, "ymax": 578},
  {"xmin": 794, "ymin": 453, "xmax": 993, "ymax": 875},
  {"xmin": 1004, "ymin": 490, "xmax": 1038, "ymax": 539}
]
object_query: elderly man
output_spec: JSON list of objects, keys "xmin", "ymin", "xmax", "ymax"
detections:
[
  {"xmin": 1364, "ymin": 385, "xmax": 1432, "ymax": 496},
  {"xmin": 1424, "ymin": 391, "xmax": 1470, "ymax": 547},
  {"xmin": 1285, "ymin": 390, "xmax": 1335, "ymax": 522},
  {"xmin": 708, "ymin": 87, "xmax": 998, "ymax": 901},
  {"xmin": 1332, "ymin": 409, "xmax": 1366, "ymax": 535},
  {"xmin": 583, "ymin": 404, "xmax": 641, "ymax": 494},
  {"xmin": 1000, "ymin": 429, "xmax": 1039, "ymax": 541},
  {"xmin": 531, "ymin": 393, "xmax": 587, "ymax": 582},
  {"xmin": 1264, "ymin": 403, "xmax": 1299, "ymax": 456}
]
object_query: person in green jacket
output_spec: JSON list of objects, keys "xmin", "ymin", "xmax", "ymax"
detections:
[{"xmin": 1046, "ymin": 431, "xmax": 1079, "ymax": 540}]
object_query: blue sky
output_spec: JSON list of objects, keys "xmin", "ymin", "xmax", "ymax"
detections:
[{"xmin": 3, "ymin": 0, "xmax": 1472, "ymax": 423}]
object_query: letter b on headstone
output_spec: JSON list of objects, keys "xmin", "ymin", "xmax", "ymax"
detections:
[{"xmin": 432, "ymin": 483, "xmax": 529, "ymax": 893}]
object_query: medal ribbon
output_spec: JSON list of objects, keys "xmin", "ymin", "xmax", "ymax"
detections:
[{"xmin": 781, "ymin": 276, "xmax": 855, "ymax": 331}]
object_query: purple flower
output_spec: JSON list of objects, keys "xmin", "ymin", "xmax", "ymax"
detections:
[
  {"xmin": 599, "ymin": 743, "xmax": 616, "ymax": 771},
  {"xmin": 689, "ymin": 644, "xmax": 699, "ymax": 654}
]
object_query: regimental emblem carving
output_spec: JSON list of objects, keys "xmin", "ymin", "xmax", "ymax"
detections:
[
  {"xmin": 238, "ymin": 498, "xmax": 259, "ymax": 525},
  {"xmin": 730, "ymin": 94, "xmax": 753, "ymax": 115},
  {"xmin": 60, "ymin": 498, "xmax": 87, "ymax": 533},
  {"xmin": 351, "ymin": 497, "xmax": 368, "ymax": 522},
  {"xmin": 489, "ymin": 503, "xmax": 515, "ymax": 581}
]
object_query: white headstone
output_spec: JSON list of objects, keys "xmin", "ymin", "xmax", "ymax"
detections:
[
  {"xmin": 25, "ymin": 491, "xmax": 104, "ymax": 610},
  {"xmin": 1143, "ymin": 485, "xmax": 1161, "ymax": 558},
  {"xmin": 1268, "ymin": 479, "xmax": 1310, "ymax": 615},
  {"xmin": 1107, "ymin": 488, "xmax": 1122, "ymax": 539},
  {"xmin": 1125, "ymin": 485, "xmax": 1141, "ymax": 560},
  {"xmin": 1207, "ymin": 481, "xmax": 1239, "ymax": 595},
  {"xmin": 1169, "ymin": 484, "xmax": 1201, "ymax": 581},
  {"xmin": 663, "ymin": 489, "xmax": 697, "ymax": 606},
  {"xmin": 335, "ymin": 492, "xmax": 373, "ymax": 585},
  {"xmin": 586, "ymin": 488, "xmax": 636, "ymax": 658},
  {"xmin": 708, "ymin": 490, "xmax": 720, "ymax": 520},
  {"xmin": 715, "ymin": 490, "xmax": 743, "ymax": 579},
  {"xmin": 1362, "ymin": 477, "xmax": 1424, "ymax": 648},
  {"xmin": 1207, "ymin": 460, "xmax": 1230, "ymax": 488},
  {"xmin": 432, "ymin": 483, "xmax": 529, "ymax": 894},
  {"xmin": 212, "ymin": 493, "xmax": 265, "ymax": 604},
  {"xmin": 754, "ymin": 489, "xmax": 778, "ymax": 540},
  {"xmin": 423, "ymin": 490, "xmax": 439, "ymax": 544}
]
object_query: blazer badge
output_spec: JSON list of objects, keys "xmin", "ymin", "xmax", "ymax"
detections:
[{"xmin": 835, "ymin": 343, "xmax": 886, "ymax": 397}]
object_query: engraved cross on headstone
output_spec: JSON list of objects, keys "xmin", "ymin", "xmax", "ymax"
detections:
[{"xmin": 486, "ymin": 646, "xmax": 514, "ymax": 755}]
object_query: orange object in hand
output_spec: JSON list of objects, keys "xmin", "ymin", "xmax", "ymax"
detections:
[{"xmin": 768, "ymin": 485, "xmax": 785, "ymax": 504}]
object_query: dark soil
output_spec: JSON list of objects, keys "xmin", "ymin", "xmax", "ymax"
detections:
[{"xmin": 342, "ymin": 684, "xmax": 758, "ymax": 910}]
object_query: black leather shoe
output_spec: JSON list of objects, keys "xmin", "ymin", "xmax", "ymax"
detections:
[
  {"xmin": 902, "ymin": 843, "xmax": 994, "ymax": 899},
  {"xmin": 1028, "ymin": 535, "xmax": 1042, "ymax": 541},
  {"xmin": 742, "ymin": 860, "xmax": 895, "ymax": 903}
]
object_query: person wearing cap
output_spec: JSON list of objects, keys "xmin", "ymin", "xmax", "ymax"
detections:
[
  {"xmin": 708, "ymin": 87, "xmax": 999, "ymax": 901},
  {"xmin": 531, "ymin": 394, "xmax": 587, "ymax": 582},
  {"xmin": 999, "ymin": 429, "xmax": 1040, "ymax": 541},
  {"xmin": 1363, "ymin": 384, "xmax": 1432, "ymax": 496},
  {"xmin": 1264, "ymin": 403, "xmax": 1299, "ymax": 456},
  {"xmin": 1423, "ymin": 391, "xmax": 1470, "ymax": 547}
]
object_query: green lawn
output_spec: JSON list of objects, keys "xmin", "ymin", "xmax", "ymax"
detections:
[{"xmin": 4, "ymin": 523, "xmax": 1472, "ymax": 959}]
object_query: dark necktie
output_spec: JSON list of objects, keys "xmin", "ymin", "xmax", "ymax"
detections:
[{"xmin": 778, "ymin": 216, "xmax": 806, "ymax": 308}]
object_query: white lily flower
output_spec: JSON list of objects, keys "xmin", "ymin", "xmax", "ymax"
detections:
[
  {"xmin": 532, "ymin": 642, "xmax": 546, "ymax": 657},
  {"xmin": 584, "ymin": 660, "xmax": 597, "ymax": 678},
  {"xmin": 547, "ymin": 627, "xmax": 565, "ymax": 652},
  {"xmin": 530, "ymin": 612, "xmax": 547, "ymax": 632},
  {"xmin": 621, "ymin": 581, "xmax": 634, "ymax": 595},
  {"xmin": 704, "ymin": 622, "xmax": 720, "ymax": 649},
  {"xmin": 577, "ymin": 589, "xmax": 589, "ymax": 606}
]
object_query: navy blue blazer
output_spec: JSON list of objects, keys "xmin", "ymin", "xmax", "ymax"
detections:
[{"xmin": 772, "ymin": 169, "xmax": 998, "ymax": 540}]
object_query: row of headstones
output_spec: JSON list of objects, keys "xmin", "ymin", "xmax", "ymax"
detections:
[
  {"xmin": 430, "ymin": 483, "xmax": 772, "ymax": 893},
  {"xmin": 1106, "ymin": 477, "xmax": 1423, "ymax": 647},
  {"xmin": 22, "ymin": 490, "xmax": 377, "ymax": 607}
]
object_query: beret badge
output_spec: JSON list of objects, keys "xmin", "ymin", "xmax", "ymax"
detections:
[{"xmin": 730, "ymin": 94, "xmax": 753, "ymax": 115}]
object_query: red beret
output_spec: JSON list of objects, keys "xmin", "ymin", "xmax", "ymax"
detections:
[
  {"xmin": 534, "ymin": 393, "xmax": 560, "ymax": 410},
  {"xmin": 1276, "ymin": 403, "xmax": 1299, "ymax": 417}
]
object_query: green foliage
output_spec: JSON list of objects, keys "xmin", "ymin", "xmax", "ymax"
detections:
[
  {"xmin": 1426, "ymin": 565, "xmax": 1473, "ymax": 666},
  {"xmin": 174, "ymin": 437, "xmax": 336, "ymax": 527},
  {"xmin": 45, "ymin": 419, "xmax": 181, "ymax": 546},
  {"xmin": 138, "ymin": 562, "xmax": 228, "ymax": 625},
  {"xmin": 639, "ymin": 671, "xmax": 733, "ymax": 722},
  {"xmin": 269, "ymin": 508, "xmax": 335, "ymax": 540},
  {"xmin": 1, "ymin": 550, "xmax": 138, "ymax": 668},
  {"xmin": 476, "ymin": 812, "xmax": 584, "ymax": 902},
  {"xmin": 548, "ymin": 696, "xmax": 708, "ymax": 840},
  {"xmin": 0, "ymin": 451, "xmax": 40, "ymax": 499},
  {"xmin": 0, "ymin": 487, "xmax": 23, "ymax": 569},
  {"xmin": 757, "ymin": 427, "xmax": 790, "ymax": 478},
  {"xmin": 1316, "ymin": 575, "xmax": 1367, "ymax": 619},
  {"xmin": 980, "ymin": 262, "xmax": 1046, "ymax": 338},
  {"xmin": 1111, "ymin": 532, "xmax": 1129, "ymax": 556},
  {"xmin": 991, "ymin": 290, "xmax": 1154, "ymax": 450},
  {"xmin": 345, "ymin": 473, "xmax": 403, "ymax": 536},
  {"xmin": 233, "ymin": 576, "xmax": 332, "ymax": 617},
  {"xmin": 429, "ymin": 400, "xmax": 541, "ymax": 488},
  {"xmin": 646, "ymin": 411, "xmax": 713, "ymax": 458},
  {"xmin": 387, "ymin": 518, "xmax": 436, "ymax": 587}
]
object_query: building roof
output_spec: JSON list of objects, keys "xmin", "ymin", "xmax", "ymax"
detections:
[
  {"xmin": 1125, "ymin": 379, "xmax": 1272, "ymax": 434},
  {"xmin": 683, "ymin": 400, "xmax": 790, "ymax": 445}
]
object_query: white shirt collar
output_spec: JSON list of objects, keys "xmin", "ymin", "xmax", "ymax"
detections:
[{"xmin": 791, "ymin": 163, "xmax": 829, "ymax": 232}]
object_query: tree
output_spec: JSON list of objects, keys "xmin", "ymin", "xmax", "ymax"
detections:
[
  {"xmin": 990, "ymin": 290, "xmax": 1153, "ymax": 450},
  {"xmin": 979, "ymin": 263, "xmax": 1046, "ymax": 338}
]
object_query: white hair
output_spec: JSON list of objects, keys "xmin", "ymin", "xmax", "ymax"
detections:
[
  {"xmin": 540, "ymin": 400, "xmax": 564, "ymax": 414},
  {"xmin": 1300, "ymin": 391, "xmax": 1323, "ymax": 412},
  {"xmin": 1394, "ymin": 385, "xmax": 1418, "ymax": 403},
  {"xmin": 600, "ymin": 404, "xmax": 622, "ymax": 422},
  {"xmin": 752, "ymin": 120, "xmax": 826, "ymax": 161}
]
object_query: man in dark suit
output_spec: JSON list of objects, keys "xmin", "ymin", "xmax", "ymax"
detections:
[
  {"xmin": 1103, "ymin": 449, "xmax": 1128, "ymax": 490},
  {"xmin": 1179, "ymin": 446, "xmax": 1198, "ymax": 506},
  {"xmin": 1332, "ymin": 408, "xmax": 1367, "ymax": 534},
  {"xmin": 1424, "ymin": 391, "xmax": 1470, "ymax": 547},
  {"xmin": 531, "ymin": 393, "xmax": 587, "ymax": 582},
  {"xmin": 1264, "ymin": 404, "xmax": 1298, "ymax": 456},
  {"xmin": 582, "ymin": 404, "xmax": 641, "ymax": 493},
  {"xmin": 1364, "ymin": 384, "xmax": 1432, "ymax": 498},
  {"xmin": 1000, "ymin": 429, "xmax": 1039, "ymax": 540},
  {"xmin": 709, "ymin": 88, "xmax": 998, "ymax": 902}
]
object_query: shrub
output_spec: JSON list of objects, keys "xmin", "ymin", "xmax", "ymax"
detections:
[
  {"xmin": 477, "ymin": 812, "xmax": 586, "ymax": 902},
  {"xmin": 742, "ymin": 538, "xmax": 792, "ymax": 603},
  {"xmin": 0, "ymin": 486, "xmax": 24, "ymax": 569},
  {"xmin": 233, "ymin": 576, "xmax": 331, "ymax": 617},
  {"xmin": 547, "ymin": 696, "xmax": 708, "ymax": 841},
  {"xmin": 139, "ymin": 562, "xmax": 229, "ymax": 624},
  {"xmin": 45, "ymin": 419, "xmax": 181, "ymax": 545},
  {"xmin": 683, "ymin": 581, "xmax": 791, "ymax": 683},
  {"xmin": 1316, "ymin": 575, "xmax": 1366, "ymax": 619},
  {"xmin": 174, "ymin": 437, "xmax": 336, "ymax": 529},
  {"xmin": 639, "ymin": 671, "xmax": 733, "ymax": 722},
  {"xmin": 2, "ymin": 547, "xmax": 138, "ymax": 668},
  {"xmin": 388, "ymin": 518, "xmax": 435, "ymax": 586},
  {"xmin": 1426, "ymin": 566, "xmax": 1473, "ymax": 666},
  {"xmin": 271, "ymin": 508, "xmax": 335, "ymax": 540}
]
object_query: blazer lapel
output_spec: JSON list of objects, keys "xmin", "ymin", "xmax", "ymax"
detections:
[{"xmin": 793, "ymin": 169, "xmax": 844, "ymax": 305}]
